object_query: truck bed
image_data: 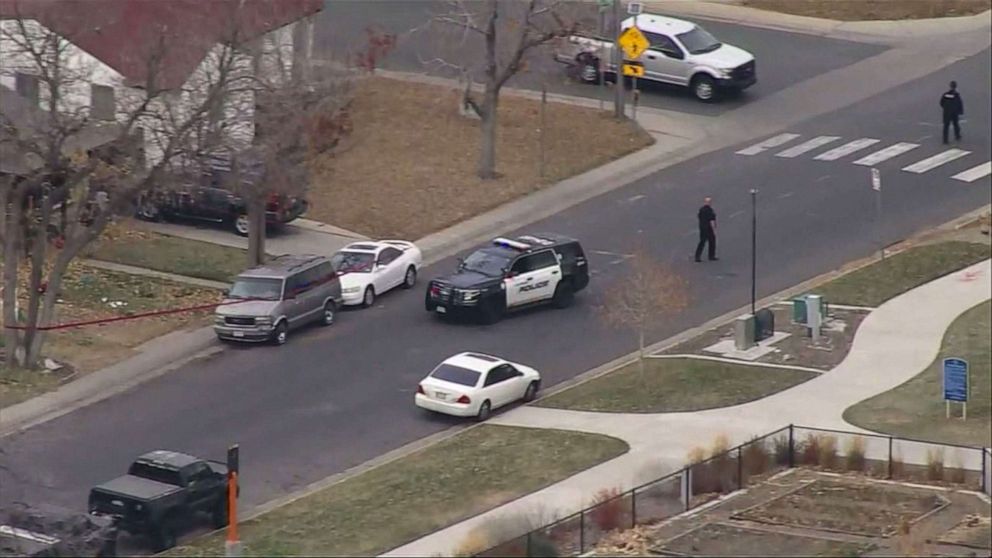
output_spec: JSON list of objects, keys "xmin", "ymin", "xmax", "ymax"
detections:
[{"xmin": 92, "ymin": 475, "xmax": 180, "ymax": 501}]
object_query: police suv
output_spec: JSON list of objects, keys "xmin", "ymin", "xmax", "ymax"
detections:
[{"xmin": 425, "ymin": 234, "xmax": 589, "ymax": 323}]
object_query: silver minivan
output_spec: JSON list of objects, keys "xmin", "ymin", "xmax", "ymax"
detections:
[{"xmin": 214, "ymin": 254, "xmax": 343, "ymax": 345}]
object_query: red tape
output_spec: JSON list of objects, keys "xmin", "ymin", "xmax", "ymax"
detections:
[{"xmin": 4, "ymin": 297, "xmax": 261, "ymax": 331}]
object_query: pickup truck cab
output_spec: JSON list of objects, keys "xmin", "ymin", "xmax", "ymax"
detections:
[
  {"xmin": 555, "ymin": 14, "xmax": 756, "ymax": 101},
  {"xmin": 88, "ymin": 451, "xmax": 230, "ymax": 552}
]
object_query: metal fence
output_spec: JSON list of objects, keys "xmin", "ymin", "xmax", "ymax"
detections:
[{"xmin": 475, "ymin": 424, "xmax": 991, "ymax": 557}]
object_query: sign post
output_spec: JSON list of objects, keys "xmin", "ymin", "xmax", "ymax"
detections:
[
  {"xmin": 871, "ymin": 167, "xmax": 883, "ymax": 261},
  {"xmin": 627, "ymin": 2, "xmax": 643, "ymax": 120},
  {"xmin": 225, "ymin": 444, "xmax": 241, "ymax": 557},
  {"xmin": 942, "ymin": 358, "xmax": 969, "ymax": 420},
  {"xmin": 617, "ymin": 18, "xmax": 648, "ymax": 121}
]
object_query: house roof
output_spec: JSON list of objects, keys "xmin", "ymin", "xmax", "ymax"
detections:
[{"xmin": 0, "ymin": 0, "xmax": 323, "ymax": 90}]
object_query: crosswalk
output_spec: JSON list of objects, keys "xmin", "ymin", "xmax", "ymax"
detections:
[{"xmin": 735, "ymin": 133, "xmax": 991, "ymax": 184}]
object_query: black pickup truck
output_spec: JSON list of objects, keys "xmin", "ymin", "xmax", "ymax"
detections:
[{"xmin": 88, "ymin": 451, "xmax": 230, "ymax": 551}]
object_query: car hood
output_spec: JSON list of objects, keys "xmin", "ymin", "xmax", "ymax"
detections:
[
  {"xmin": 694, "ymin": 43, "xmax": 753, "ymax": 70},
  {"xmin": 215, "ymin": 299, "xmax": 279, "ymax": 317},
  {"xmin": 338, "ymin": 272, "xmax": 371, "ymax": 291},
  {"xmin": 435, "ymin": 271, "xmax": 502, "ymax": 289}
]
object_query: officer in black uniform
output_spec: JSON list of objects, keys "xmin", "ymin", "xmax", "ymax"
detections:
[
  {"xmin": 695, "ymin": 197, "xmax": 717, "ymax": 262},
  {"xmin": 940, "ymin": 81, "xmax": 964, "ymax": 144}
]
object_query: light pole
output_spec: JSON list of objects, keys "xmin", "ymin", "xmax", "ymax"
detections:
[{"xmin": 750, "ymin": 189, "xmax": 758, "ymax": 316}]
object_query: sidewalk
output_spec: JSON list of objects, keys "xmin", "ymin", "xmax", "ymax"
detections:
[{"xmin": 383, "ymin": 259, "xmax": 992, "ymax": 557}]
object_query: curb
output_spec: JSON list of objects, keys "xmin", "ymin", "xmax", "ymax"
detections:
[
  {"xmin": 81, "ymin": 259, "xmax": 230, "ymax": 290},
  {"xmin": 290, "ymin": 218, "xmax": 368, "ymax": 240}
]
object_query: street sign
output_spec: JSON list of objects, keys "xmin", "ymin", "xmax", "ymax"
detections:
[
  {"xmin": 627, "ymin": 2, "xmax": 643, "ymax": 15},
  {"xmin": 871, "ymin": 167, "xmax": 881, "ymax": 191},
  {"xmin": 622, "ymin": 62, "xmax": 644, "ymax": 77},
  {"xmin": 618, "ymin": 26, "xmax": 649, "ymax": 59},
  {"xmin": 597, "ymin": 0, "xmax": 613, "ymax": 10},
  {"xmin": 943, "ymin": 358, "xmax": 968, "ymax": 402}
]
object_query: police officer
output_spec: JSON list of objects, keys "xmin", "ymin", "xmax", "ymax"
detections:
[
  {"xmin": 695, "ymin": 197, "xmax": 717, "ymax": 262},
  {"xmin": 940, "ymin": 81, "xmax": 964, "ymax": 144}
]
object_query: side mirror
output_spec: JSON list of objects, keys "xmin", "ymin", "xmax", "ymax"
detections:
[{"xmin": 222, "ymin": 289, "xmax": 229, "ymax": 297}]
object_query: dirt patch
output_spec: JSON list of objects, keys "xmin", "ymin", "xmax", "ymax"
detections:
[
  {"xmin": 733, "ymin": 478, "xmax": 947, "ymax": 537},
  {"xmin": 659, "ymin": 522, "xmax": 875, "ymax": 556},
  {"xmin": 741, "ymin": 0, "xmax": 991, "ymax": 21},
  {"xmin": 306, "ymin": 76, "xmax": 653, "ymax": 240},
  {"xmin": 661, "ymin": 305, "xmax": 869, "ymax": 371}
]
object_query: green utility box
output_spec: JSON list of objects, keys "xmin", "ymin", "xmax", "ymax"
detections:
[{"xmin": 792, "ymin": 295, "xmax": 828, "ymax": 324}]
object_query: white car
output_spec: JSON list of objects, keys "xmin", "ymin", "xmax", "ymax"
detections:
[
  {"xmin": 415, "ymin": 352, "xmax": 542, "ymax": 421},
  {"xmin": 331, "ymin": 240, "xmax": 422, "ymax": 307}
]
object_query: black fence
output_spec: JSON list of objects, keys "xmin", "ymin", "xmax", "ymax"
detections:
[{"xmin": 475, "ymin": 424, "xmax": 991, "ymax": 557}]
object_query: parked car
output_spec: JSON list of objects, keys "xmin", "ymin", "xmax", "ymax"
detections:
[
  {"xmin": 214, "ymin": 254, "xmax": 342, "ymax": 345},
  {"xmin": 136, "ymin": 185, "xmax": 308, "ymax": 236},
  {"xmin": 88, "ymin": 450, "xmax": 231, "ymax": 552},
  {"xmin": 554, "ymin": 13, "xmax": 756, "ymax": 101},
  {"xmin": 331, "ymin": 240, "xmax": 422, "ymax": 307},
  {"xmin": 425, "ymin": 234, "xmax": 589, "ymax": 324},
  {"xmin": 415, "ymin": 352, "xmax": 541, "ymax": 421}
]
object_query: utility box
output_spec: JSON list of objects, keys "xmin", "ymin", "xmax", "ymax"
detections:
[
  {"xmin": 754, "ymin": 308, "xmax": 775, "ymax": 341},
  {"xmin": 734, "ymin": 314, "xmax": 756, "ymax": 350},
  {"xmin": 792, "ymin": 295, "xmax": 827, "ymax": 324}
]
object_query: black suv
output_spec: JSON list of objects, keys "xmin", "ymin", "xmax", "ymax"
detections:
[
  {"xmin": 425, "ymin": 234, "xmax": 589, "ymax": 323},
  {"xmin": 136, "ymin": 157, "xmax": 308, "ymax": 236}
]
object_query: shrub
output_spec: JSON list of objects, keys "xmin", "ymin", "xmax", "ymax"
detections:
[
  {"xmin": 844, "ymin": 436, "xmax": 867, "ymax": 472},
  {"xmin": 709, "ymin": 434, "xmax": 730, "ymax": 457},
  {"xmin": 891, "ymin": 450, "xmax": 905, "ymax": 479},
  {"xmin": 686, "ymin": 446, "xmax": 706, "ymax": 465},
  {"xmin": 528, "ymin": 533, "xmax": 559, "ymax": 557},
  {"xmin": 589, "ymin": 487, "xmax": 627, "ymax": 532},
  {"xmin": 948, "ymin": 452, "xmax": 967, "ymax": 484},
  {"xmin": 742, "ymin": 437, "xmax": 771, "ymax": 478},
  {"xmin": 453, "ymin": 528, "xmax": 492, "ymax": 557},
  {"xmin": 926, "ymin": 448, "xmax": 946, "ymax": 482},
  {"xmin": 817, "ymin": 435, "xmax": 838, "ymax": 469},
  {"xmin": 799, "ymin": 433, "xmax": 822, "ymax": 466},
  {"xmin": 772, "ymin": 435, "xmax": 792, "ymax": 466}
]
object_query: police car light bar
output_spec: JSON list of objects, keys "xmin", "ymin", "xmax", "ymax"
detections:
[{"xmin": 492, "ymin": 237, "xmax": 531, "ymax": 251}]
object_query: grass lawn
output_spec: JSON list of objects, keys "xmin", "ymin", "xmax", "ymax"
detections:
[
  {"xmin": 306, "ymin": 76, "xmax": 653, "ymax": 240},
  {"xmin": 815, "ymin": 241, "xmax": 990, "ymax": 307},
  {"xmin": 844, "ymin": 301, "xmax": 991, "ymax": 447},
  {"xmin": 86, "ymin": 223, "xmax": 247, "ymax": 283},
  {"xmin": 740, "ymin": 0, "xmax": 991, "ymax": 20},
  {"xmin": 536, "ymin": 358, "xmax": 817, "ymax": 413},
  {"xmin": 166, "ymin": 425, "xmax": 627, "ymax": 557},
  {"xmin": 0, "ymin": 263, "xmax": 220, "ymax": 408}
]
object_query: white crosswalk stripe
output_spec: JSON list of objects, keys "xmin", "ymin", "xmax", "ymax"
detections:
[
  {"xmin": 852, "ymin": 142, "xmax": 920, "ymax": 166},
  {"xmin": 735, "ymin": 133, "xmax": 800, "ymax": 156},
  {"xmin": 775, "ymin": 136, "xmax": 841, "ymax": 158},
  {"xmin": 902, "ymin": 149, "xmax": 971, "ymax": 173},
  {"xmin": 813, "ymin": 138, "xmax": 881, "ymax": 161},
  {"xmin": 951, "ymin": 161, "xmax": 992, "ymax": 183}
]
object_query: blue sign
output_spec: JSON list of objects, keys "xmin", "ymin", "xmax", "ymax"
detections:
[{"xmin": 943, "ymin": 358, "xmax": 969, "ymax": 402}]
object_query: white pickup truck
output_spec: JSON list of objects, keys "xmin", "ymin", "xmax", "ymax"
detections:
[{"xmin": 554, "ymin": 13, "xmax": 756, "ymax": 102}]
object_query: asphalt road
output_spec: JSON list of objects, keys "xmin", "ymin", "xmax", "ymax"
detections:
[
  {"xmin": 2, "ymin": 31, "xmax": 988, "ymax": 523},
  {"xmin": 311, "ymin": 0, "xmax": 887, "ymax": 115}
]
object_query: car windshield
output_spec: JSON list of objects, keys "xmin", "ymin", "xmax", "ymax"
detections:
[
  {"xmin": 331, "ymin": 251, "xmax": 375, "ymax": 274},
  {"xmin": 430, "ymin": 364, "xmax": 481, "ymax": 386},
  {"xmin": 459, "ymin": 249, "xmax": 511, "ymax": 277},
  {"xmin": 228, "ymin": 277, "xmax": 282, "ymax": 301},
  {"xmin": 677, "ymin": 26, "xmax": 721, "ymax": 54}
]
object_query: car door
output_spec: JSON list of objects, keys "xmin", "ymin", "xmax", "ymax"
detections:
[
  {"xmin": 524, "ymin": 250, "xmax": 560, "ymax": 303},
  {"xmin": 298, "ymin": 266, "xmax": 324, "ymax": 321},
  {"xmin": 283, "ymin": 272, "xmax": 307, "ymax": 327},
  {"xmin": 482, "ymin": 365, "xmax": 516, "ymax": 408},
  {"xmin": 183, "ymin": 463, "xmax": 216, "ymax": 510},
  {"xmin": 376, "ymin": 247, "xmax": 404, "ymax": 291},
  {"xmin": 505, "ymin": 254, "xmax": 542, "ymax": 307},
  {"xmin": 642, "ymin": 31, "xmax": 689, "ymax": 85}
]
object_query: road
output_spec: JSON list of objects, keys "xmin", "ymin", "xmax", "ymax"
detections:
[{"xmin": 311, "ymin": 0, "xmax": 887, "ymax": 115}]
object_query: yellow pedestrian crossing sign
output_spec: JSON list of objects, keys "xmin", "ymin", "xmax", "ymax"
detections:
[
  {"xmin": 622, "ymin": 62, "xmax": 644, "ymax": 77},
  {"xmin": 618, "ymin": 26, "xmax": 650, "ymax": 59}
]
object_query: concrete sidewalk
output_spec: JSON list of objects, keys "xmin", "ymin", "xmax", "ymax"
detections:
[{"xmin": 384, "ymin": 259, "xmax": 992, "ymax": 557}]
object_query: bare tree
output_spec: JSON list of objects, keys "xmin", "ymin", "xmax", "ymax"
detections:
[
  {"xmin": 599, "ymin": 248, "xmax": 690, "ymax": 377},
  {"xmin": 430, "ymin": 0, "xmax": 579, "ymax": 179},
  {"xmin": 0, "ymin": 10, "xmax": 253, "ymax": 368}
]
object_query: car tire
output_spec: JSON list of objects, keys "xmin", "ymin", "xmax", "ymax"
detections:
[
  {"xmin": 552, "ymin": 282, "xmax": 574, "ymax": 309},
  {"xmin": 136, "ymin": 197, "xmax": 162, "ymax": 222},
  {"xmin": 523, "ymin": 381, "xmax": 540, "ymax": 403},
  {"xmin": 692, "ymin": 74, "xmax": 717, "ymax": 102},
  {"xmin": 576, "ymin": 56, "xmax": 599, "ymax": 83},
  {"xmin": 362, "ymin": 286, "xmax": 376, "ymax": 308},
  {"xmin": 480, "ymin": 299, "xmax": 504, "ymax": 325},
  {"xmin": 153, "ymin": 516, "xmax": 178, "ymax": 552},
  {"xmin": 271, "ymin": 321, "xmax": 288, "ymax": 345},
  {"xmin": 233, "ymin": 214, "xmax": 250, "ymax": 237},
  {"xmin": 403, "ymin": 266, "xmax": 417, "ymax": 289},
  {"xmin": 320, "ymin": 301, "xmax": 335, "ymax": 326},
  {"xmin": 476, "ymin": 400, "xmax": 492, "ymax": 422},
  {"xmin": 211, "ymin": 497, "xmax": 230, "ymax": 528}
]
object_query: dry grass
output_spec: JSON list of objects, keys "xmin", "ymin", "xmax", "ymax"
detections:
[
  {"xmin": 742, "ymin": 0, "xmax": 991, "ymax": 20},
  {"xmin": 306, "ymin": 76, "xmax": 653, "ymax": 240}
]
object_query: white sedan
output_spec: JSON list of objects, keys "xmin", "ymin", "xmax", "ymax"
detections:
[
  {"xmin": 415, "ymin": 352, "xmax": 542, "ymax": 421},
  {"xmin": 331, "ymin": 240, "xmax": 422, "ymax": 307}
]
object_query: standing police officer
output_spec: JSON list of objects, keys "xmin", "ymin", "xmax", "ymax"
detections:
[
  {"xmin": 695, "ymin": 197, "xmax": 717, "ymax": 262},
  {"xmin": 940, "ymin": 81, "xmax": 964, "ymax": 144}
]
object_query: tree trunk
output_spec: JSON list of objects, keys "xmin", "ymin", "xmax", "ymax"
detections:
[
  {"xmin": 247, "ymin": 196, "xmax": 266, "ymax": 267},
  {"xmin": 25, "ymin": 250, "xmax": 73, "ymax": 367},
  {"xmin": 2, "ymin": 191, "xmax": 23, "ymax": 366},
  {"xmin": 477, "ymin": 87, "xmax": 499, "ymax": 180},
  {"xmin": 20, "ymin": 198, "xmax": 51, "ymax": 368}
]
